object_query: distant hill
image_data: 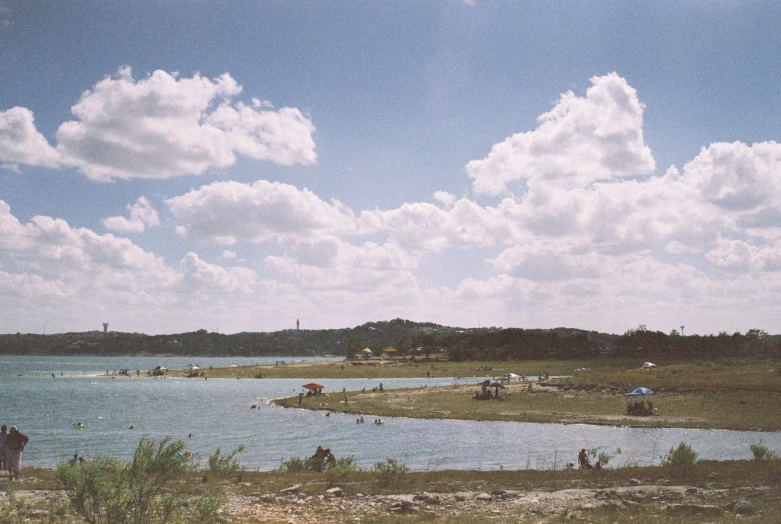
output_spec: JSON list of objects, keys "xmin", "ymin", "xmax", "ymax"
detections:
[
  {"xmin": 0, "ymin": 319, "xmax": 504, "ymax": 357},
  {"xmin": 1, "ymin": 321, "xmax": 775, "ymax": 360}
]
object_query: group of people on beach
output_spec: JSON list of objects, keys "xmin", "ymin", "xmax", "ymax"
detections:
[{"xmin": 0, "ymin": 425, "xmax": 29, "ymax": 480}]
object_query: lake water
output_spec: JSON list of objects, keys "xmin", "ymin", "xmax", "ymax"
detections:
[{"xmin": 2, "ymin": 356, "xmax": 780, "ymax": 471}]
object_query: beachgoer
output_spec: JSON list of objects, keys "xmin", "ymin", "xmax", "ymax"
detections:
[
  {"xmin": 70, "ymin": 453, "xmax": 79, "ymax": 465},
  {"xmin": 298, "ymin": 393, "xmax": 303, "ymax": 406},
  {"xmin": 360, "ymin": 416, "xmax": 364, "ymax": 423},
  {"xmin": 324, "ymin": 450, "xmax": 336, "ymax": 469},
  {"xmin": 312, "ymin": 446, "xmax": 330, "ymax": 471},
  {"xmin": 379, "ymin": 383, "xmax": 383, "ymax": 391},
  {"xmin": 0, "ymin": 425, "xmax": 7, "ymax": 473},
  {"xmin": 6, "ymin": 427, "xmax": 29, "ymax": 480},
  {"xmin": 578, "ymin": 448, "xmax": 590, "ymax": 469}
]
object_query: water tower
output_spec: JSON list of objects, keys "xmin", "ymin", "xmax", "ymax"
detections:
[
  {"xmin": 680, "ymin": 325, "xmax": 685, "ymax": 336},
  {"xmin": 103, "ymin": 323, "xmax": 109, "ymax": 334}
]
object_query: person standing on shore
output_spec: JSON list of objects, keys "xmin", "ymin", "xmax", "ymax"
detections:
[
  {"xmin": 0, "ymin": 425, "xmax": 8, "ymax": 474},
  {"xmin": 6, "ymin": 426, "xmax": 29, "ymax": 480}
]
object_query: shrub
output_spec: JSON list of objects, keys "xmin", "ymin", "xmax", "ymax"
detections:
[
  {"xmin": 56, "ymin": 436, "xmax": 222, "ymax": 524},
  {"xmin": 276, "ymin": 456, "xmax": 321, "ymax": 473},
  {"xmin": 660, "ymin": 442, "xmax": 699, "ymax": 469},
  {"xmin": 324, "ymin": 456, "xmax": 358, "ymax": 487},
  {"xmin": 208, "ymin": 445, "xmax": 246, "ymax": 478},
  {"xmin": 750, "ymin": 441, "xmax": 779, "ymax": 461},
  {"xmin": 372, "ymin": 458, "xmax": 409, "ymax": 487}
]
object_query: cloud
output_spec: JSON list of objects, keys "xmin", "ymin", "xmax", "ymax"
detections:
[
  {"xmin": 166, "ymin": 180, "xmax": 358, "ymax": 244},
  {"xmin": 102, "ymin": 197, "xmax": 160, "ymax": 233},
  {"xmin": 0, "ymin": 107, "xmax": 60, "ymax": 168},
  {"xmin": 178, "ymin": 252, "xmax": 255, "ymax": 293},
  {"xmin": 466, "ymin": 72, "xmax": 655, "ymax": 195},
  {"xmin": 0, "ymin": 201, "xmax": 260, "ymax": 330},
  {"xmin": 47, "ymin": 67, "xmax": 315, "ymax": 180}
]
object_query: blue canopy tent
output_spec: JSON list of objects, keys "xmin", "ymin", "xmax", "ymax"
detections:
[{"xmin": 625, "ymin": 387, "xmax": 654, "ymax": 396}]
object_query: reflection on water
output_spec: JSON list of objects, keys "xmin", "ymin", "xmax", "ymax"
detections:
[{"xmin": 2, "ymin": 356, "xmax": 780, "ymax": 471}]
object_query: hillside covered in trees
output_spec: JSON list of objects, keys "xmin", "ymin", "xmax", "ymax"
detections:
[{"xmin": 0, "ymin": 320, "xmax": 777, "ymax": 360}]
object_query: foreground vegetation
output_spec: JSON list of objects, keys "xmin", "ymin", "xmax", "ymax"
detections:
[
  {"xmin": 272, "ymin": 357, "xmax": 781, "ymax": 431},
  {"xmin": 3, "ymin": 450, "xmax": 781, "ymax": 522}
]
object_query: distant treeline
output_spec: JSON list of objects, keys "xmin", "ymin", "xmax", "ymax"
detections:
[
  {"xmin": 0, "ymin": 320, "xmax": 777, "ymax": 360},
  {"xmin": 0, "ymin": 319, "xmax": 485, "ymax": 357},
  {"xmin": 440, "ymin": 326, "xmax": 780, "ymax": 361}
]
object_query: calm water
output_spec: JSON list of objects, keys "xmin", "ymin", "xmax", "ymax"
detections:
[{"xmin": 1, "ymin": 356, "xmax": 779, "ymax": 471}]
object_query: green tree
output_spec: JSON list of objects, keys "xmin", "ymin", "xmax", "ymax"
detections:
[{"xmin": 346, "ymin": 334, "xmax": 364, "ymax": 360}]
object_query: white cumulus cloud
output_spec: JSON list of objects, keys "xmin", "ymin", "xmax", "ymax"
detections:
[
  {"xmin": 102, "ymin": 197, "xmax": 160, "ymax": 233},
  {"xmin": 467, "ymin": 72, "xmax": 655, "ymax": 195},
  {"xmin": 0, "ymin": 107, "xmax": 60, "ymax": 168},
  {"xmin": 49, "ymin": 67, "xmax": 315, "ymax": 180},
  {"xmin": 166, "ymin": 180, "xmax": 358, "ymax": 244}
]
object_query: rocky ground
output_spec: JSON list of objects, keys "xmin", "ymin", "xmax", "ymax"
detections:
[
  {"xmin": 223, "ymin": 481, "xmax": 779, "ymax": 522},
  {"xmin": 2, "ymin": 480, "xmax": 778, "ymax": 522}
]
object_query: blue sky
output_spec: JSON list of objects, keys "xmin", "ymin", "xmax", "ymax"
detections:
[{"xmin": 1, "ymin": 1, "xmax": 781, "ymax": 335}]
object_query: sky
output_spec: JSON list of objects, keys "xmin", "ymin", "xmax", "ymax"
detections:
[{"xmin": 1, "ymin": 1, "xmax": 781, "ymax": 336}]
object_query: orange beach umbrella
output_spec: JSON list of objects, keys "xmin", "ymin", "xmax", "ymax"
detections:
[{"xmin": 303, "ymin": 382, "xmax": 325, "ymax": 390}]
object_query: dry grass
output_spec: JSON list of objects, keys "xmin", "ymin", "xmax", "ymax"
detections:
[
  {"xmin": 567, "ymin": 358, "xmax": 781, "ymax": 392},
  {"xmin": 276, "ymin": 358, "xmax": 781, "ymax": 431},
  {"xmin": 171, "ymin": 359, "xmax": 591, "ymax": 380}
]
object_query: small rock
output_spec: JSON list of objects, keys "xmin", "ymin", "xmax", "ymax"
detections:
[
  {"xmin": 280, "ymin": 484, "xmax": 301, "ymax": 494},
  {"xmin": 326, "ymin": 487, "xmax": 344, "ymax": 497},
  {"xmin": 390, "ymin": 500, "xmax": 414, "ymax": 513},
  {"xmin": 475, "ymin": 493, "xmax": 493, "ymax": 501},
  {"xmin": 628, "ymin": 478, "xmax": 642, "ymax": 486},
  {"xmin": 685, "ymin": 487, "xmax": 698, "ymax": 495},
  {"xmin": 666, "ymin": 503, "xmax": 723, "ymax": 517},
  {"xmin": 727, "ymin": 499, "xmax": 755, "ymax": 515},
  {"xmin": 657, "ymin": 478, "xmax": 670, "ymax": 485}
]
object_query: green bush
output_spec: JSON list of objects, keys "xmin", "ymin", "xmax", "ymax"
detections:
[
  {"xmin": 276, "ymin": 456, "xmax": 322, "ymax": 473},
  {"xmin": 750, "ymin": 441, "xmax": 779, "ymax": 461},
  {"xmin": 372, "ymin": 458, "xmax": 409, "ymax": 487},
  {"xmin": 660, "ymin": 442, "xmax": 699, "ymax": 469},
  {"xmin": 208, "ymin": 445, "xmax": 246, "ymax": 478},
  {"xmin": 56, "ymin": 436, "xmax": 223, "ymax": 524},
  {"xmin": 324, "ymin": 456, "xmax": 358, "ymax": 487}
]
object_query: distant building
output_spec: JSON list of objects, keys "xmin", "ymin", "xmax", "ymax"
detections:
[
  {"xmin": 296, "ymin": 319, "xmax": 300, "ymax": 330},
  {"xmin": 102, "ymin": 323, "xmax": 109, "ymax": 334}
]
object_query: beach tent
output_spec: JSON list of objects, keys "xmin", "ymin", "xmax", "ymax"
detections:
[
  {"xmin": 489, "ymin": 381, "xmax": 505, "ymax": 397},
  {"xmin": 642, "ymin": 362, "xmax": 657, "ymax": 368},
  {"xmin": 382, "ymin": 347, "xmax": 397, "ymax": 355},
  {"xmin": 503, "ymin": 373, "xmax": 521, "ymax": 381},
  {"xmin": 362, "ymin": 348, "xmax": 372, "ymax": 353},
  {"xmin": 625, "ymin": 387, "xmax": 654, "ymax": 396}
]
